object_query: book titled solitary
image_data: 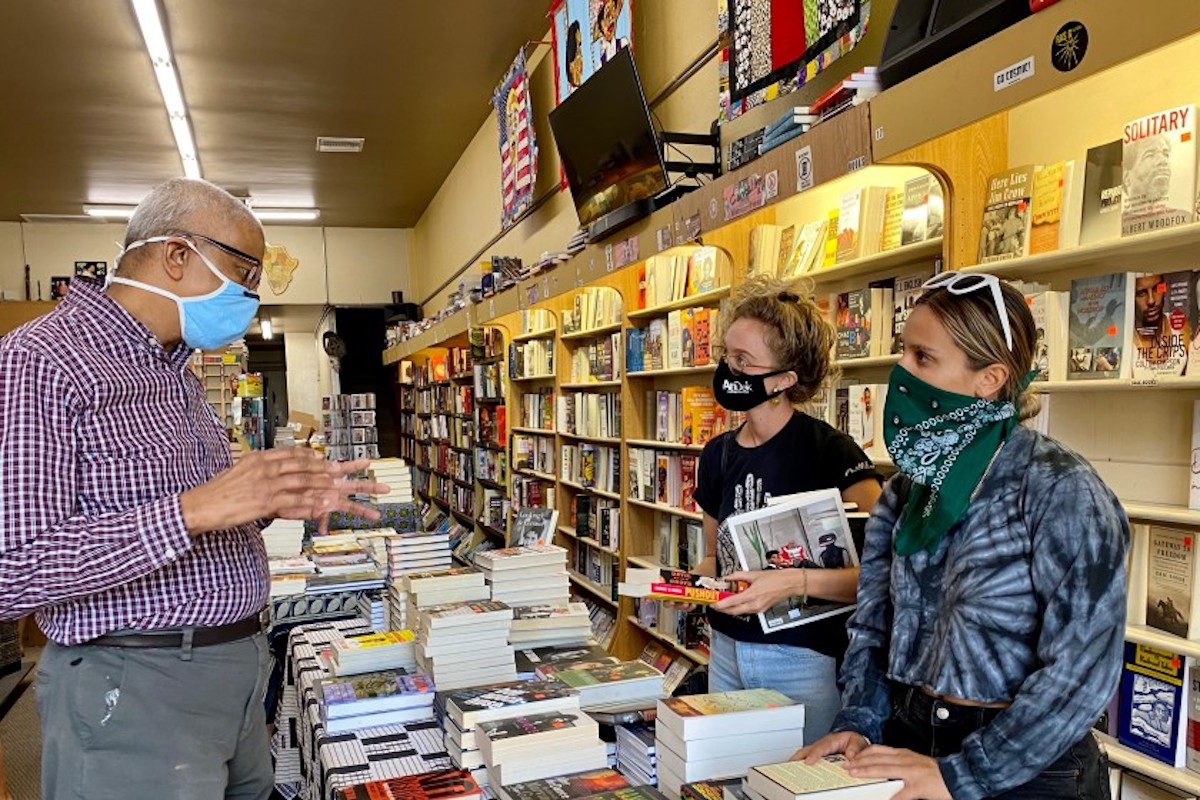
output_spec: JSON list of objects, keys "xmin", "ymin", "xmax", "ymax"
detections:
[
  {"xmin": 1121, "ymin": 105, "xmax": 1196, "ymax": 237},
  {"xmin": 746, "ymin": 757, "xmax": 902, "ymax": 800}
]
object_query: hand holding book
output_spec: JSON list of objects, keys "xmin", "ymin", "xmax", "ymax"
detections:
[{"xmin": 713, "ymin": 569, "xmax": 809, "ymax": 616}]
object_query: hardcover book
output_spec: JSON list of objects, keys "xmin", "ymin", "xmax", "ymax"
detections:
[
  {"xmin": 900, "ymin": 174, "xmax": 944, "ymax": 246},
  {"xmin": 725, "ymin": 489, "xmax": 858, "ymax": 634},
  {"xmin": 1118, "ymin": 642, "xmax": 1190, "ymax": 767},
  {"xmin": 1132, "ymin": 271, "xmax": 1191, "ymax": 381},
  {"xmin": 1145, "ymin": 526, "xmax": 1198, "ymax": 638},
  {"xmin": 978, "ymin": 165, "xmax": 1037, "ymax": 263},
  {"xmin": 1080, "ymin": 139, "xmax": 1124, "ymax": 246},
  {"xmin": 1029, "ymin": 160, "xmax": 1076, "ymax": 254},
  {"xmin": 1122, "ymin": 105, "xmax": 1197, "ymax": 237},
  {"xmin": 1067, "ymin": 273, "xmax": 1135, "ymax": 380}
]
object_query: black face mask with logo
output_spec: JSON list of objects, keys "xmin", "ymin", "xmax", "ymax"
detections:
[{"xmin": 711, "ymin": 357, "xmax": 790, "ymax": 412}]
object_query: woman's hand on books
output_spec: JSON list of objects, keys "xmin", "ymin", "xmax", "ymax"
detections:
[
  {"xmin": 711, "ymin": 569, "xmax": 802, "ymax": 615},
  {"xmin": 180, "ymin": 450, "xmax": 388, "ymax": 536},
  {"xmin": 841, "ymin": 746, "xmax": 950, "ymax": 800},
  {"xmin": 792, "ymin": 730, "xmax": 871, "ymax": 763}
]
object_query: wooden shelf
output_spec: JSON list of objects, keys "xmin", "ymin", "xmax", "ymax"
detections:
[
  {"xmin": 513, "ymin": 467, "xmax": 556, "ymax": 482},
  {"xmin": 627, "ymin": 364, "xmax": 718, "ymax": 378},
  {"xmin": 626, "ymin": 616, "xmax": 710, "ymax": 666},
  {"xmin": 627, "ymin": 497, "xmax": 703, "ymax": 521},
  {"xmin": 452, "ymin": 477, "xmax": 473, "ymax": 489},
  {"xmin": 512, "ymin": 327, "xmax": 557, "ymax": 342},
  {"xmin": 561, "ymin": 380, "xmax": 622, "ymax": 389},
  {"xmin": 628, "ymin": 287, "xmax": 731, "ymax": 319},
  {"xmin": 512, "ymin": 426, "xmax": 556, "ymax": 436},
  {"xmin": 558, "ymin": 525, "xmax": 618, "ymax": 555},
  {"xmin": 568, "ymin": 570, "xmax": 616, "ymax": 606},
  {"xmin": 559, "ymin": 479, "xmax": 621, "ymax": 500},
  {"xmin": 477, "ymin": 396, "xmax": 505, "ymax": 404},
  {"xmin": 626, "ymin": 438, "xmax": 706, "ymax": 452},
  {"xmin": 961, "ymin": 223, "xmax": 1200, "ymax": 280},
  {"xmin": 807, "ymin": 239, "xmax": 944, "ymax": 285},
  {"xmin": 561, "ymin": 321, "xmax": 623, "ymax": 341},
  {"xmin": 558, "ymin": 432, "xmax": 622, "ymax": 445},
  {"xmin": 1122, "ymin": 502, "xmax": 1200, "ymax": 527},
  {"xmin": 476, "ymin": 520, "xmax": 507, "ymax": 540},
  {"xmin": 478, "ymin": 478, "xmax": 505, "ymax": 491},
  {"xmin": 450, "ymin": 508, "xmax": 475, "ymax": 526},
  {"xmin": 478, "ymin": 442, "xmax": 506, "ymax": 452},
  {"xmin": 835, "ymin": 354, "xmax": 902, "ymax": 368},
  {"xmin": 628, "ymin": 555, "xmax": 670, "ymax": 571},
  {"xmin": 1124, "ymin": 623, "xmax": 1200, "ymax": 660},
  {"xmin": 450, "ymin": 374, "xmax": 473, "ymax": 384},
  {"xmin": 1031, "ymin": 377, "xmax": 1200, "ymax": 393},
  {"xmin": 511, "ymin": 374, "xmax": 556, "ymax": 383},
  {"xmin": 1096, "ymin": 732, "xmax": 1200, "ymax": 794}
]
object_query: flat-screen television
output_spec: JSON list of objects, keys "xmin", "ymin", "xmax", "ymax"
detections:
[{"xmin": 548, "ymin": 47, "xmax": 669, "ymax": 234}]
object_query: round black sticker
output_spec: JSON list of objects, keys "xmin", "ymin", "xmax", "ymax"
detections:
[{"xmin": 1051, "ymin": 21, "xmax": 1088, "ymax": 72}]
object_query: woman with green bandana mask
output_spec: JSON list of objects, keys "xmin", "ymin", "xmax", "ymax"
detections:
[{"xmin": 797, "ymin": 273, "xmax": 1127, "ymax": 800}]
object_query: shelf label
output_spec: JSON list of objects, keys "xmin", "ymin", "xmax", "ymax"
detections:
[
  {"xmin": 656, "ymin": 226, "xmax": 672, "ymax": 252},
  {"xmin": 796, "ymin": 145, "xmax": 814, "ymax": 192},
  {"xmin": 605, "ymin": 244, "xmax": 615, "ymax": 272},
  {"xmin": 994, "ymin": 56, "xmax": 1035, "ymax": 92},
  {"xmin": 847, "ymin": 155, "xmax": 867, "ymax": 172}
]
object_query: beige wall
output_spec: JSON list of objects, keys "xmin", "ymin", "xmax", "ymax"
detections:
[
  {"xmin": 412, "ymin": 0, "xmax": 896, "ymax": 313},
  {"xmin": 0, "ymin": 221, "xmax": 411, "ymax": 306},
  {"xmin": 283, "ymin": 330, "xmax": 323, "ymax": 418}
]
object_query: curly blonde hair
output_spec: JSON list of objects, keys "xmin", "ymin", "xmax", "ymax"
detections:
[{"xmin": 716, "ymin": 274, "xmax": 835, "ymax": 405}]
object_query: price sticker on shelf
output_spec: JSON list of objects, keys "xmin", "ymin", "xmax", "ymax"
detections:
[
  {"xmin": 605, "ymin": 244, "xmax": 615, "ymax": 272},
  {"xmin": 796, "ymin": 146, "xmax": 814, "ymax": 192},
  {"xmin": 488, "ymin": 298, "xmax": 496, "ymax": 318}
]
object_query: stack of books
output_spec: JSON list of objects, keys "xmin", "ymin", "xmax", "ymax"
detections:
[
  {"xmin": 325, "ymin": 629, "xmax": 416, "ymax": 677},
  {"xmin": 494, "ymin": 769, "xmax": 633, "ymax": 800},
  {"xmin": 262, "ymin": 518, "xmax": 306, "ymax": 559},
  {"xmin": 739, "ymin": 757, "xmax": 902, "ymax": 800},
  {"xmin": 413, "ymin": 600, "xmax": 517, "ymax": 691},
  {"xmin": 655, "ymin": 690, "xmax": 806, "ymax": 792},
  {"xmin": 510, "ymin": 602, "xmax": 593, "ymax": 649},
  {"xmin": 316, "ymin": 668, "xmax": 436, "ymax": 734},
  {"xmin": 268, "ymin": 555, "xmax": 315, "ymax": 598},
  {"xmin": 757, "ymin": 106, "xmax": 818, "ymax": 156},
  {"xmin": 356, "ymin": 593, "xmax": 385, "ymax": 631},
  {"xmin": 551, "ymin": 661, "xmax": 666, "ymax": 711},
  {"xmin": 310, "ymin": 535, "xmax": 375, "ymax": 576},
  {"xmin": 335, "ymin": 768, "xmax": 483, "ymax": 800},
  {"xmin": 514, "ymin": 644, "xmax": 618, "ymax": 681},
  {"xmin": 480, "ymin": 710, "xmax": 608, "ymax": 789},
  {"xmin": 382, "ymin": 537, "xmax": 457, "ymax": 629},
  {"xmin": 475, "ymin": 545, "xmax": 571, "ymax": 607},
  {"xmin": 401, "ymin": 567, "xmax": 490, "ymax": 633},
  {"xmin": 616, "ymin": 721, "xmax": 658, "ymax": 788},
  {"xmin": 367, "ymin": 457, "xmax": 414, "ymax": 503},
  {"xmin": 440, "ymin": 680, "xmax": 582, "ymax": 788}
]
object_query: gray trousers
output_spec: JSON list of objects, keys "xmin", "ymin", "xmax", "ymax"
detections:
[{"xmin": 34, "ymin": 632, "xmax": 274, "ymax": 800}]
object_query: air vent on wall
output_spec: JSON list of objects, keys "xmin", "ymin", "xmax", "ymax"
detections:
[
  {"xmin": 20, "ymin": 213, "xmax": 104, "ymax": 224},
  {"xmin": 316, "ymin": 136, "xmax": 365, "ymax": 153}
]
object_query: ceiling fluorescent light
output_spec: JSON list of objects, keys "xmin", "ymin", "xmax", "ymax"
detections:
[
  {"xmin": 84, "ymin": 206, "xmax": 137, "ymax": 220},
  {"xmin": 260, "ymin": 319, "xmax": 274, "ymax": 340},
  {"xmin": 253, "ymin": 209, "xmax": 320, "ymax": 222},
  {"xmin": 131, "ymin": 0, "xmax": 202, "ymax": 179}
]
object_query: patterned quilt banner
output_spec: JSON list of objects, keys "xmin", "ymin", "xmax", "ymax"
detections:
[
  {"xmin": 495, "ymin": 48, "xmax": 539, "ymax": 230},
  {"xmin": 719, "ymin": 0, "xmax": 871, "ymax": 122},
  {"xmin": 550, "ymin": 0, "xmax": 634, "ymax": 107}
]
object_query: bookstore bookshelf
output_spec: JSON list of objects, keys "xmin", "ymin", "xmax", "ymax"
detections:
[{"xmin": 379, "ymin": 5, "xmax": 1200, "ymax": 794}]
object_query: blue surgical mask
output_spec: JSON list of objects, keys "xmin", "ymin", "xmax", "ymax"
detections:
[{"xmin": 108, "ymin": 236, "xmax": 260, "ymax": 350}]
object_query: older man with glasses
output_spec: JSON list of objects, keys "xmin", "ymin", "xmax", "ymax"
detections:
[{"xmin": 0, "ymin": 178, "xmax": 386, "ymax": 800}]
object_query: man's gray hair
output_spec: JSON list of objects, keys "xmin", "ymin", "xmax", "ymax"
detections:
[{"xmin": 124, "ymin": 178, "xmax": 258, "ymax": 248}]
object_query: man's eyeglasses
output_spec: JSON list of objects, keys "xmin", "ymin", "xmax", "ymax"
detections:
[
  {"xmin": 182, "ymin": 232, "xmax": 262, "ymax": 287},
  {"xmin": 921, "ymin": 271, "xmax": 1014, "ymax": 351}
]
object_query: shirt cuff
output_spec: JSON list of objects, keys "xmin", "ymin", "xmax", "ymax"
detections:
[
  {"xmin": 136, "ymin": 495, "xmax": 193, "ymax": 567},
  {"xmin": 938, "ymin": 753, "xmax": 987, "ymax": 800}
]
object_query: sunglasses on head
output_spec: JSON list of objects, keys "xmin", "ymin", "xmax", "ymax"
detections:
[{"xmin": 921, "ymin": 271, "xmax": 1014, "ymax": 351}]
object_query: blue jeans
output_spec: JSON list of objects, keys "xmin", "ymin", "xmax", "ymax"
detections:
[{"xmin": 708, "ymin": 629, "xmax": 841, "ymax": 742}]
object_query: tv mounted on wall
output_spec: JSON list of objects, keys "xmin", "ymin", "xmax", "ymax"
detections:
[{"xmin": 548, "ymin": 47, "xmax": 670, "ymax": 243}]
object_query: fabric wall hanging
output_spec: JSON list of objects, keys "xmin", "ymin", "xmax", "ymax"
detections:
[
  {"xmin": 494, "ymin": 49, "xmax": 539, "ymax": 230},
  {"xmin": 550, "ymin": 0, "xmax": 635, "ymax": 108}
]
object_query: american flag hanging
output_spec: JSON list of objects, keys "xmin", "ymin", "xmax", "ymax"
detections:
[{"xmin": 494, "ymin": 48, "xmax": 538, "ymax": 230}]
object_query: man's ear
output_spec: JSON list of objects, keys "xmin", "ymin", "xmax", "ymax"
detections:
[{"xmin": 159, "ymin": 239, "xmax": 190, "ymax": 283}]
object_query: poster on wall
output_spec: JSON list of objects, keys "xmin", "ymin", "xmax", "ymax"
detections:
[
  {"xmin": 494, "ymin": 49, "xmax": 539, "ymax": 230},
  {"xmin": 549, "ymin": 0, "xmax": 634, "ymax": 108},
  {"xmin": 263, "ymin": 243, "xmax": 299, "ymax": 295},
  {"xmin": 74, "ymin": 260, "xmax": 107, "ymax": 281},
  {"xmin": 718, "ymin": 0, "xmax": 872, "ymax": 122}
]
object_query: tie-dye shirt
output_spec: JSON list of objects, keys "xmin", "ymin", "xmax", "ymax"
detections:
[{"xmin": 831, "ymin": 425, "xmax": 1128, "ymax": 800}]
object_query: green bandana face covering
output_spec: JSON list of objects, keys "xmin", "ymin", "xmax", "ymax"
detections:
[{"xmin": 883, "ymin": 365, "xmax": 1033, "ymax": 556}]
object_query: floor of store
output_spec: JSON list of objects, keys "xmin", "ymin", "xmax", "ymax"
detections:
[{"xmin": 0, "ymin": 652, "xmax": 41, "ymax": 800}]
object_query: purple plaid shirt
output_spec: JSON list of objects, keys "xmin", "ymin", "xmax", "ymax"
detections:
[{"xmin": 0, "ymin": 279, "xmax": 267, "ymax": 645}]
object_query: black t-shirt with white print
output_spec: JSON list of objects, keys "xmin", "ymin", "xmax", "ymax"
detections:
[{"xmin": 693, "ymin": 410, "xmax": 880, "ymax": 657}]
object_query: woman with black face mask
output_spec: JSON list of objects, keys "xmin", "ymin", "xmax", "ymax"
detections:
[
  {"xmin": 796, "ymin": 273, "xmax": 1126, "ymax": 800},
  {"xmin": 692, "ymin": 274, "xmax": 884, "ymax": 741}
]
